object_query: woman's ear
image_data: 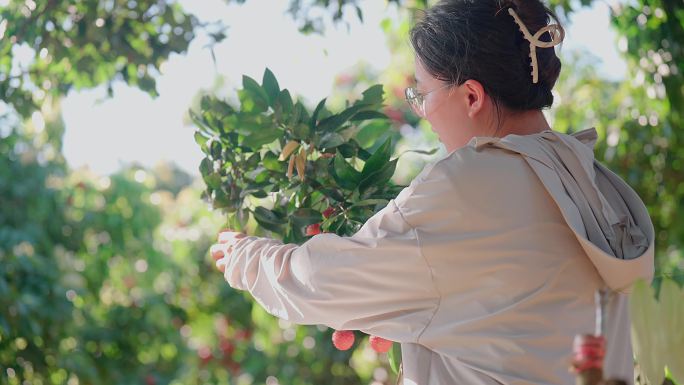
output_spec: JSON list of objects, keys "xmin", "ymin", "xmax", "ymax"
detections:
[{"xmin": 462, "ymin": 79, "xmax": 486, "ymax": 118}]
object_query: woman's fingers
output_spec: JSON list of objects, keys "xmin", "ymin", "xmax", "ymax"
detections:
[
  {"xmin": 211, "ymin": 243, "xmax": 231, "ymax": 273},
  {"xmin": 218, "ymin": 230, "xmax": 246, "ymax": 244},
  {"xmin": 216, "ymin": 257, "xmax": 228, "ymax": 273},
  {"xmin": 210, "ymin": 243, "xmax": 229, "ymax": 261},
  {"xmin": 212, "ymin": 230, "xmax": 247, "ymax": 273}
]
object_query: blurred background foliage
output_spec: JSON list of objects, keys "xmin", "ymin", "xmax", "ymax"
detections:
[{"xmin": 0, "ymin": 0, "xmax": 682, "ymax": 384}]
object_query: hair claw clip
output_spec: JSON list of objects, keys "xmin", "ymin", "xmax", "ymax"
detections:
[{"xmin": 508, "ymin": 8, "xmax": 564, "ymax": 84}]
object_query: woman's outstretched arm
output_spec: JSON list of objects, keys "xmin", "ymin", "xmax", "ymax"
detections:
[{"xmin": 216, "ymin": 194, "xmax": 440, "ymax": 344}]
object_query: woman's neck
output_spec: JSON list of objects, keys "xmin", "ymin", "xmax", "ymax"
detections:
[{"xmin": 495, "ymin": 109, "xmax": 551, "ymax": 138}]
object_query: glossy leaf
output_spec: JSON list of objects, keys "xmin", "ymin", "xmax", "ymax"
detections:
[
  {"xmin": 262, "ymin": 67, "xmax": 280, "ymax": 106},
  {"xmin": 241, "ymin": 128, "xmax": 282, "ymax": 148},
  {"xmin": 359, "ymin": 158, "xmax": 397, "ymax": 193},
  {"xmin": 331, "ymin": 152, "xmax": 362, "ymax": 190},
  {"xmin": 361, "ymin": 137, "xmax": 392, "ymax": 177}
]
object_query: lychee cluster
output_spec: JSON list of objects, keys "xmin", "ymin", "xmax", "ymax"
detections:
[{"xmin": 331, "ymin": 330, "xmax": 393, "ymax": 353}]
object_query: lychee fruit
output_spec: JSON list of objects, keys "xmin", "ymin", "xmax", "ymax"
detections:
[
  {"xmin": 305, "ymin": 223, "xmax": 321, "ymax": 236},
  {"xmin": 369, "ymin": 335, "xmax": 393, "ymax": 353},
  {"xmin": 332, "ymin": 330, "xmax": 355, "ymax": 351},
  {"xmin": 322, "ymin": 206, "xmax": 335, "ymax": 218}
]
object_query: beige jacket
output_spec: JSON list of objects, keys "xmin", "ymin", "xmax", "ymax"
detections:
[{"xmin": 223, "ymin": 127, "xmax": 655, "ymax": 385}]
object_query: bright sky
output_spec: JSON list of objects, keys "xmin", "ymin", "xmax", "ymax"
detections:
[{"xmin": 60, "ymin": 0, "xmax": 626, "ymax": 177}]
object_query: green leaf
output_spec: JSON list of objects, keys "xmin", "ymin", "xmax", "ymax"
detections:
[
  {"xmin": 388, "ymin": 342, "xmax": 402, "ymax": 375},
  {"xmin": 331, "ymin": 152, "xmax": 361, "ymax": 190},
  {"xmin": 199, "ymin": 157, "xmax": 213, "ymax": 177},
  {"xmin": 253, "ymin": 207, "xmax": 283, "ymax": 223},
  {"xmin": 190, "ymin": 109, "xmax": 215, "ymax": 137},
  {"xmin": 293, "ymin": 123, "xmax": 310, "ymax": 140},
  {"xmin": 245, "ymin": 152, "xmax": 261, "ymax": 169},
  {"xmin": 240, "ymin": 182, "xmax": 269, "ymax": 199},
  {"xmin": 311, "ymin": 97, "xmax": 327, "ymax": 127},
  {"xmin": 357, "ymin": 147, "xmax": 372, "ymax": 161},
  {"xmin": 235, "ymin": 114, "xmax": 264, "ymax": 134},
  {"xmin": 338, "ymin": 141, "xmax": 358, "ymax": 158},
  {"xmin": 241, "ymin": 128, "xmax": 282, "ymax": 148},
  {"xmin": 200, "ymin": 95, "xmax": 212, "ymax": 111},
  {"xmin": 355, "ymin": 120, "xmax": 391, "ymax": 149},
  {"xmin": 290, "ymin": 208, "xmax": 322, "ymax": 227},
  {"xmin": 262, "ymin": 67, "xmax": 280, "ymax": 106},
  {"xmin": 358, "ymin": 84, "xmax": 384, "ymax": 107},
  {"xmin": 262, "ymin": 152, "xmax": 284, "ymax": 172},
  {"xmin": 194, "ymin": 131, "xmax": 210, "ymax": 153},
  {"xmin": 243, "ymin": 75, "xmax": 268, "ymax": 100},
  {"xmin": 238, "ymin": 89, "xmax": 264, "ymax": 114},
  {"xmin": 242, "ymin": 75, "xmax": 270, "ymax": 112},
  {"xmin": 278, "ymin": 89, "xmax": 294, "ymax": 116},
  {"xmin": 212, "ymin": 188, "xmax": 231, "ymax": 209},
  {"xmin": 316, "ymin": 104, "xmax": 365, "ymax": 133},
  {"xmin": 361, "ymin": 137, "xmax": 392, "ymax": 177},
  {"xmin": 250, "ymin": 190, "xmax": 268, "ymax": 198},
  {"xmin": 349, "ymin": 110, "xmax": 388, "ymax": 122},
  {"xmin": 252, "ymin": 207, "xmax": 285, "ymax": 233},
  {"xmin": 209, "ymin": 138, "xmax": 222, "ymax": 159},
  {"xmin": 292, "ymin": 101, "xmax": 311, "ymax": 125},
  {"xmin": 320, "ymin": 188, "xmax": 346, "ymax": 202},
  {"xmin": 203, "ymin": 173, "xmax": 222, "ymax": 189},
  {"xmin": 359, "ymin": 158, "xmax": 397, "ymax": 193},
  {"xmin": 318, "ymin": 132, "xmax": 345, "ymax": 149}
]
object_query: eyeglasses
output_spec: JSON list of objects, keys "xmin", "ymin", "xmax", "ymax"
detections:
[{"xmin": 404, "ymin": 83, "xmax": 451, "ymax": 118}]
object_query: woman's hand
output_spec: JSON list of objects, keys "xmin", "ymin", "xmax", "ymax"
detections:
[{"xmin": 210, "ymin": 229, "xmax": 247, "ymax": 272}]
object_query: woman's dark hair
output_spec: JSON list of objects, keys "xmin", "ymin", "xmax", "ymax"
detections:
[{"xmin": 409, "ymin": 0, "xmax": 565, "ymax": 112}]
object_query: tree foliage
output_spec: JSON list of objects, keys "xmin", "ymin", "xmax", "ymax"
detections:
[
  {"xmin": 283, "ymin": 0, "xmax": 428, "ymax": 33},
  {"xmin": 192, "ymin": 68, "xmax": 436, "ymax": 244},
  {"xmin": 0, "ymin": 0, "xmax": 198, "ymax": 117}
]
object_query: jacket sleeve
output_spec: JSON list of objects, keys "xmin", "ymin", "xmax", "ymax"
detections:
[{"xmin": 222, "ymin": 167, "xmax": 442, "ymax": 343}]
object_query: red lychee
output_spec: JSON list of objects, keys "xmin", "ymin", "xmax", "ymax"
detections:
[
  {"xmin": 305, "ymin": 223, "xmax": 321, "ymax": 236},
  {"xmin": 369, "ymin": 335, "xmax": 393, "ymax": 353},
  {"xmin": 332, "ymin": 330, "xmax": 355, "ymax": 351},
  {"xmin": 322, "ymin": 206, "xmax": 335, "ymax": 218}
]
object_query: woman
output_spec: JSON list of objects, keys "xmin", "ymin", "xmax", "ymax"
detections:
[{"xmin": 209, "ymin": 0, "xmax": 654, "ymax": 384}]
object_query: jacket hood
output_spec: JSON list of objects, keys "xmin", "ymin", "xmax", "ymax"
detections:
[{"xmin": 469, "ymin": 127, "xmax": 655, "ymax": 293}]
